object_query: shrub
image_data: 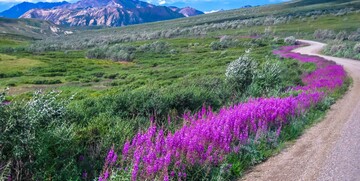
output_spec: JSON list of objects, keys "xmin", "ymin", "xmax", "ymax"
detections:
[
  {"xmin": 0, "ymin": 47, "xmax": 14, "ymax": 54},
  {"xmin": 0, "ymin": 91, "xmax": 79, "ymax": 180},
  {"xmin": 314, "ymin": 29, "xmax": 336, "ymax": 40},
  {"xmin": 323, "ymin": 41, "xmax": 359, "ymax": 59},
  {"xmin": 336, "ymin": 31, "xmax": 348, "ymax": 41},
  {"xmin": 249, "ymin": 58, "xmax": 283, "ymax": 96},
  {"xmin": 264, "ymin": 26, "xmax": 273, "ymax": 37},
  {"xmin": 105, "ymin": 73, "xmax": 119, "ymax": 79},
  {"xmin": 29, "ymin": 79, "xmax": 62, "ymax": 85},
  {"xmin": 0, "ymin": 71, "xmax": 23, "ymax": 78},
  {"xmin": 284, "ymin": 36, "xmax": 296, "ymax": 45},
  {"xmin": 225, "ymin": 50, "xmax": 258, "ymax": 91},
  {"xmin": 328, "ymin": 42, "xmax": 347, "ymax": 54},
  {"xmin": 219, "ymin": 35, "xmax": 232, "ymax": 42},
  {"xmin": 348, "ymin": 28, "xmax": 360, "ymax": 41},
  {"xmin": 210, "ymin": 36, "xmax": 239, "ymax": 50},
  {"xmin": 354, "ymin": 43, "xmax": 360, "ymax": 54},
  {"xmin": 86, "ymin": 47, "xmax": 107, "ymax": 59},
  {"xmin": 139, "ymin": 41, "xmax": 170, "ymax": 53},
  {"xmin": 169, "ymin": 49, "xmax": 178, "ymax": 54},
  {"xmin": 92, "ymin": 72, "xmax": 105, "ymax": 78},
  {"xmin": 109, "ymin": 50, "xmax": 134, "ymax": 61},
  {"xmin": 107, "ymin": 44, "xmax": 136, "ymax": 61},
  {"xmin": 348, "ymin": 33, "xmax": 360, "ymax": 41},
  {"xmin": 86, "ymin": 44, "xmax": 136, "ymax": 61}
]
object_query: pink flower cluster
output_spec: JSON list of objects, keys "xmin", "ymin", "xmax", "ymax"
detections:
[
  {"xmin": 101, "ymin": 44, "xmax": 346, "ymax": 181},
  {"xmin": 274, "ymin": 45, "xmax": 346, "ymax": 92},
  {"xmin": 99, "ymin": 146, "xmax": 118, "ymax": 181},
  {"xmin": 121, "ymin": 92, "xmax": 323, "ymax": 181}
]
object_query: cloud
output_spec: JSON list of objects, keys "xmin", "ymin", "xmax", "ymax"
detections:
[
  {"xmin": 204, "ymin": 9, "xmax": 221, "ymax": 14},
  {"xmin": 158, "ymin": 0, "xmax": 166, "ymax": 5}
]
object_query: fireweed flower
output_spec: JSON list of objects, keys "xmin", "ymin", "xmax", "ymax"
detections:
[
  {"xmin": 100, "ymin": 44, "xmax": 346, "ymax": 181},
  {"xmin": 98, "ymin": 146, "xmax": 118, "ymax": 181}
]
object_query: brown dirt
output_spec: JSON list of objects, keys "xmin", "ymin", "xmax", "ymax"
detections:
[{"xmin": 241, "ymin": 40, "xmax": 360, "ymax": 181}]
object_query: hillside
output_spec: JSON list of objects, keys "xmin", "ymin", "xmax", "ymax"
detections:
[
  {"xmin": 26, "ymin": 0, "xmax": 360, "ymax": 50},
  {"xmin": 0, "ymin": 18, "xmax": 68, "ymax": 39}
]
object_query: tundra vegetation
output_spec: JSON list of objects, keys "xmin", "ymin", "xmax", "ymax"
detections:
[
  {"xmin": 0, "ymin": 1, "xmax": 358, "ymax": 180},
  {"xmin": 316, "ymin": 28, "xmax": 360, "ymax": 59}
]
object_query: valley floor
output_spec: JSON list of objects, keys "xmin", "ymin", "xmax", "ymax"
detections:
[{"xmin": 242, "ymin": 40, "xmax": 360, "ymax": 181}]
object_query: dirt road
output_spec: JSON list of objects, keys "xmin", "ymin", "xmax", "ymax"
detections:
[{"xmin": 242, "ymin": 40, "xmax": 360, "ymax": 181}]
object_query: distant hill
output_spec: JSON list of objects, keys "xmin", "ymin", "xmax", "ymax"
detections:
[
  {"xmin": 169, "ymin": 6, "xmax": 204, "ymax": 17},
  {"xmin": 0, "ymin": 17, "xmax": 69, "ymax": 39},
  {"xmin": 19, "ymin": 0, "xmax": 203, "ymax": 27},
  {"xmin": 289, "ymin": 0, "xmax": 354, "ymax": 6},
  {"xmin": 0, "ymin": 1, "xmax": 69, "ymax": 18}
]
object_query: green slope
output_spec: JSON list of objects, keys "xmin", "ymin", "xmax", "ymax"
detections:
[{"xmin": 0, "ymin": 18, "xmax": 67, "ymax": 39}]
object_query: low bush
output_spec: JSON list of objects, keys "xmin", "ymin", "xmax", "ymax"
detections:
[
  {"xmin": 139, "ymin": 41, "xmax": 170, "ymax": 53},
  {"xmin": 210, "ymin": 36, "xmax": 240, "ymax": 50},
  {"xmin": 85, "ymin": 46, "xmax": 107, "ymax": 59},
  {"xmin": 314, "ymin": 29, "xmax": 336, "ymax": 40},
  {"xmin": 348, "ymin": 28, "xmax": 360, "ymax": 41},
  {"xmin": 86, "ymin": 44, "xmax": 136, "ymax": 61},
  {"xmin": 329, "ymin": 42, "xmax": 347, "ymax": 54},
  {"xmin": 323, "ymin": 40, "xmax": 360, "ymax": 59},
  {"xmin": 107, "ymin": 44, "xmax": 136, "ymax": 61},
  {"xmin": 0, "ymin": 71, "xmax": 23, "ymax": 78},
  {"xmin": 28, "ymin": 79, "xmax": 62, "ymax": 84},
  {"xmin": 0, "ymin": 91, "xmax": 80, "ymax": 180},
  {"xmin": 248, "ymin": 58, "xmax": 284, "ymax": 97},
  {"xmin": 284, "ymin": 36, "xmax": 297, "ymax": 45},
  {"xmin": 92, "ymin": 72, "xmax": 105, "ymax": 78},
  {"xmin": 336, "ymin": 31, "xmax": 348, "ymax": 41},
  {"xmin": 225, "ymin": 50, "xmax": 258, "ymax": 91},
  {"xmin": 104, "ymin": 73, "xmax": 119, "ymax": 79},
  {"xmin": 354, "ymin": 43, "xmax": 360, "ymax": 53}
]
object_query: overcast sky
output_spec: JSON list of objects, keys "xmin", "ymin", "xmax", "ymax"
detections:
[{"xmin": 0, "ymin": 0, "xmax": 289, "ymax": 12}]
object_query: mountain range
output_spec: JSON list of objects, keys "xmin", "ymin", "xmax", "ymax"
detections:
[
  {"xmin": 0, "ymin": 0, "xmax": 204, "ymax": 27},
  {"xmin": 0, "ymin": 1, "xmax": 69, "ymax": 18}
]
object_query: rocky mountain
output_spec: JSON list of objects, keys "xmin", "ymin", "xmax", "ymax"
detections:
[
  {"xmin": 0, "ymin": 1, "xmax": 69, "ymax": 18},
  {"xmin": 19, "ymin": 0, "xmax": 203, "ymax": 27},
  {"xmin": 169, "ymin": 6, "xmax": 204, "ymax": 17}
]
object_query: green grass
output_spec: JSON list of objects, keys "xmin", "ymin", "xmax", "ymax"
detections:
[
  {"xmin": 0, "ymin": 37, "xmax": 275, "ymax": 96},
  {"xmin": 2, "ymin": 10, "xmax": 356, "ymax": 94},
  {"xmin": 0, "ymin": 54, "xmax": 44, "ymax": 72},
  {"xmin": 0, "ymin": 38, "xmax": 26, "ymax": 47}
]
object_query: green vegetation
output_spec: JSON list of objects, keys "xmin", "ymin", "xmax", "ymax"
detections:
[
  {"xmin": 0, "ymin": 17, "xmax": 59, "ymax": 39},
  {"xmin": 0, "ymin": 36, "xmax": 308, "ymax": 180},
  {"xmin": 318, "ymin": 28, "xmax": 360, "ymax": 59}
]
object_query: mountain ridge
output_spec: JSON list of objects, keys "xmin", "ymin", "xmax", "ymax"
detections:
[
  {"xmin": 16, "ymin": 0, "xmax": 203, "ymax": 27},
  {"xmin": 0, "ymin": 1, "xmax": 69, "ymax": 18}
]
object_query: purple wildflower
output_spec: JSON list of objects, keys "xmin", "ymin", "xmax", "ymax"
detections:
[{"xmin": 104, "ymin": 44, "xmax": 346, "ymax": 181}]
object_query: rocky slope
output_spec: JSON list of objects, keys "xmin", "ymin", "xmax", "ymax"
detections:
[
  {"xmin": 0, "ymin": 17, "xmax": 69, "ymax": 39},
  {"xmin": 20, "ymin": 0, "xmax": 203, "ymax": 27}
]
